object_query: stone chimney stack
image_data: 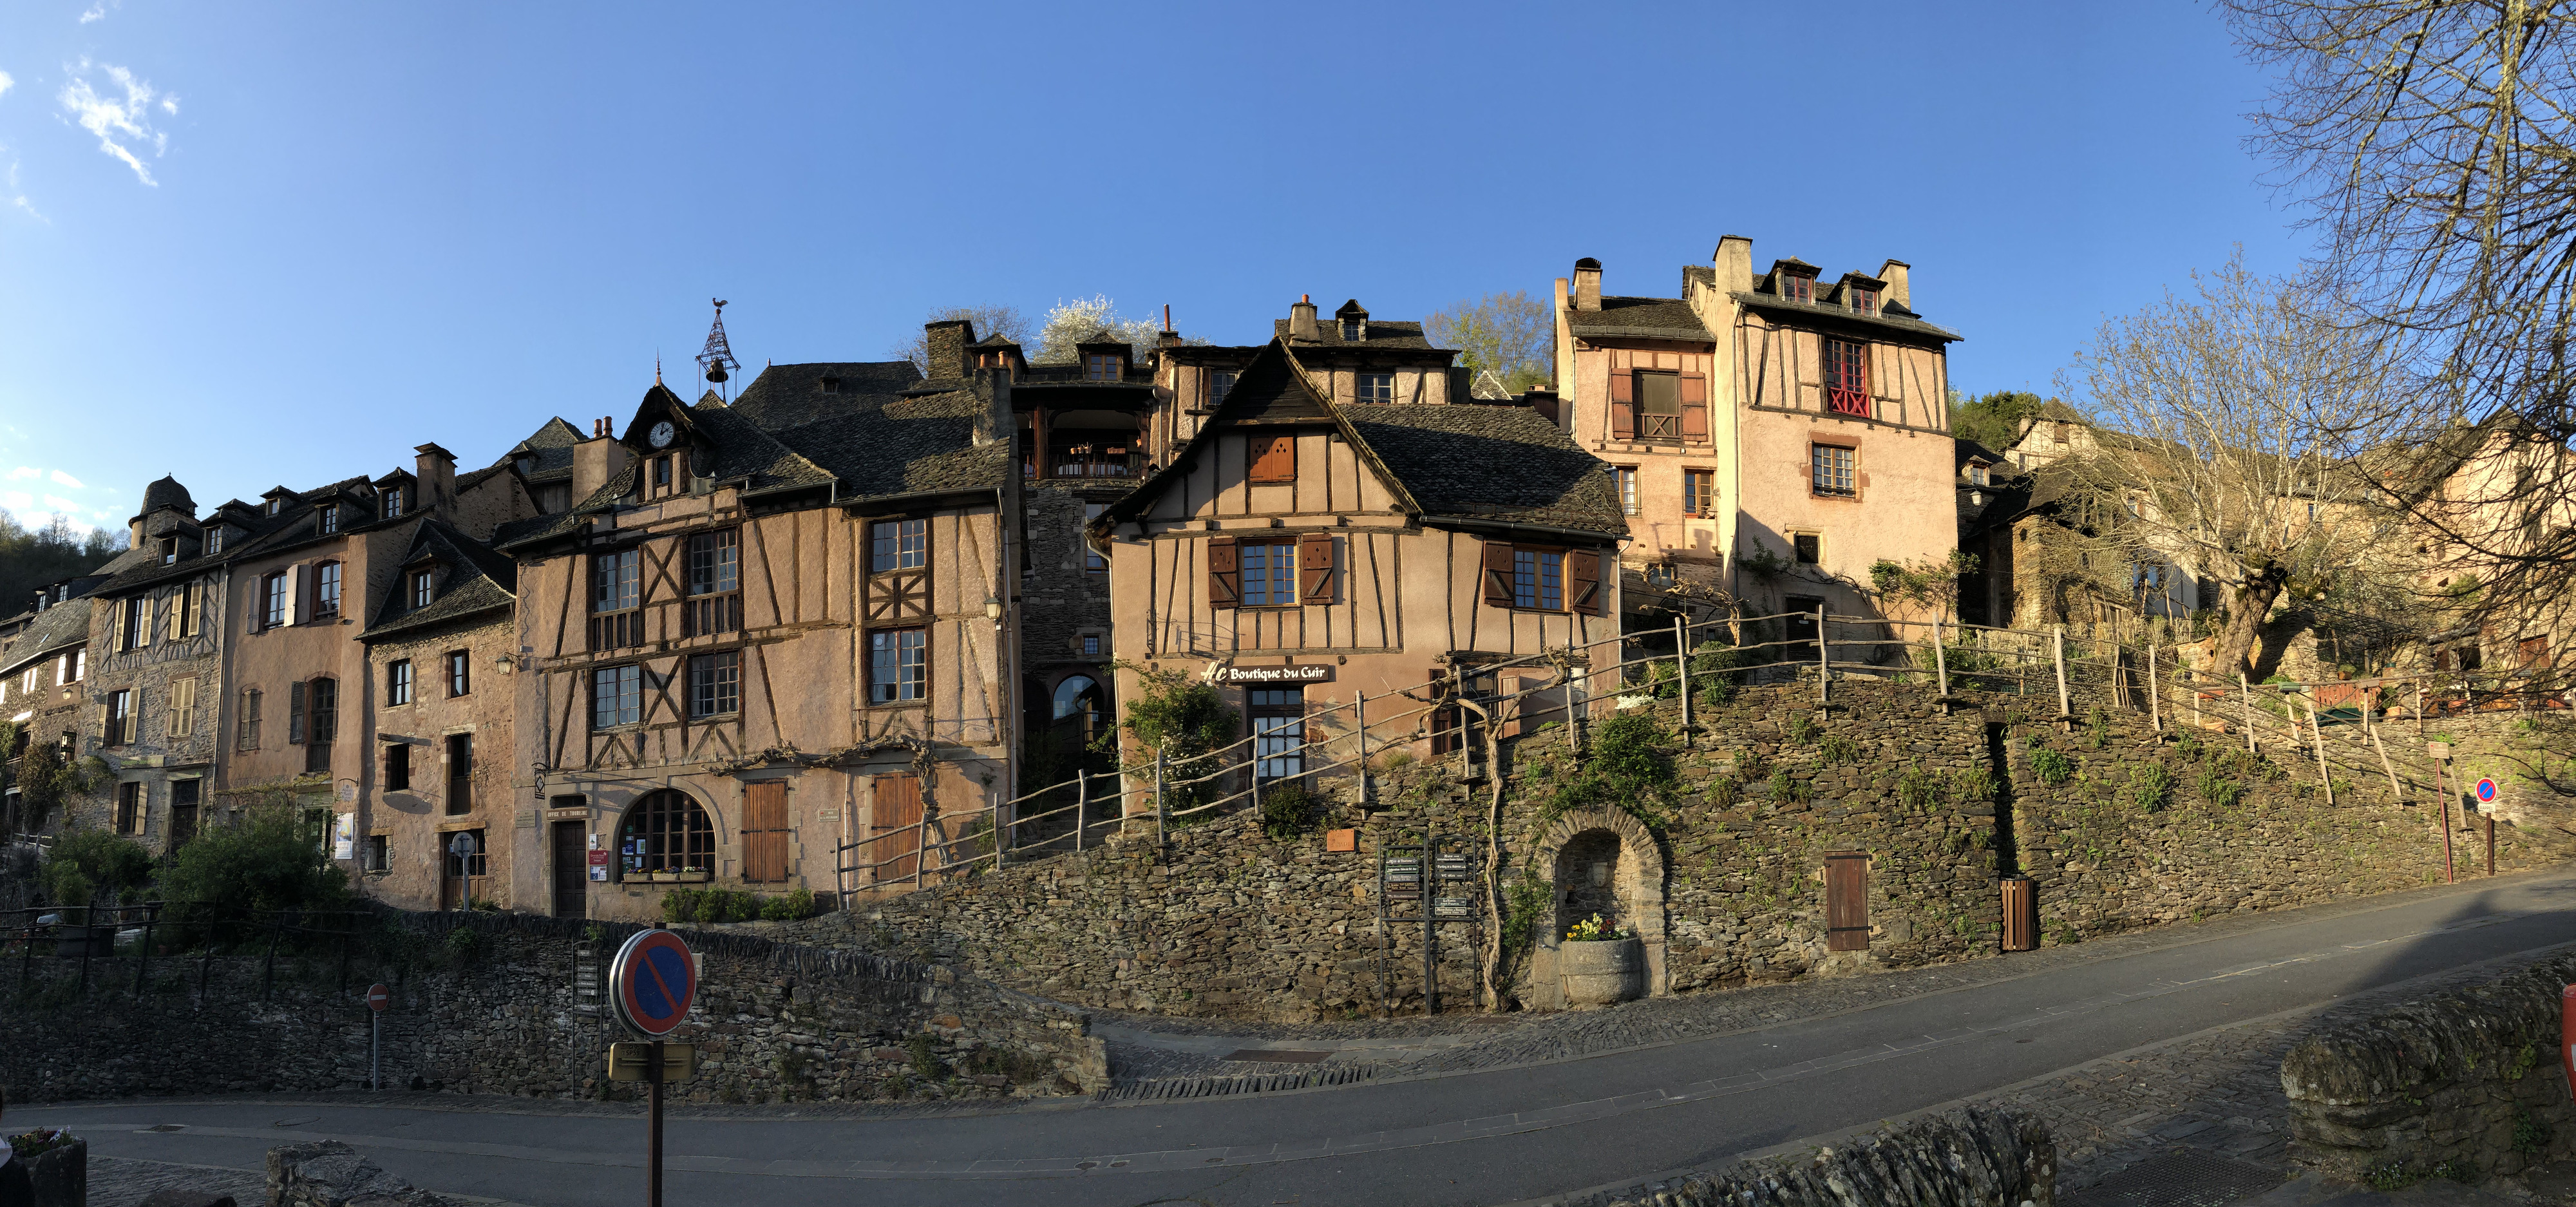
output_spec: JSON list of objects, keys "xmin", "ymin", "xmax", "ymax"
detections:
[
  {"xmin": 1572, "ymin": 258, "xmax": 1602, "ymax": 312},
  {"xmin": 924, "ymin": 319, "xmax": 973, "ymax": 380},
  {"xmin": 413, "ymin": 442, "xmax": 458, "ymax": 514},
  {"xmin": 1715, "ymin": 236, "xmax": 1754, "ymax": 294},
  {"xmin": 572, "ymin": 421, "xmax": 630, "ymax": 504},
  {"xmin": 1877, "ymin": 260, "xmax": 1911, "ymax": 310},
  {"xmin": 1288, "ymin": 295, "xmax": 1319, "ymax": 342}
]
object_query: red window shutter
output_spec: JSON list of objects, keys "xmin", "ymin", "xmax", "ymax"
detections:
[
  {"xmin": 1609, "ymin": 370, "xmax": 1634, "ymax": 440},
  {"xmin": 1207, "ymin": 536, "xmax": 1240, "ymax": 609},
  {"xmin": 1480, "ymin": 540, "xmax": 1515, "ymax": 607},
  {"xmin": 1297, "ymin": 533, "xmax": 1336, "ymax": 604},
  {"xmin": 1567, "ymin": 550, "xmax": 1603, "ymax": 616},
  {"xmin": 1680, "ymin": 373, "xmax": 1708, "ymax": 440}
]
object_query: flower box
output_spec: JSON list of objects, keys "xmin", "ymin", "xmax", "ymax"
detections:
[
  {"xmin": 649, "ymin": 871, "xmax": 679, "ymax": 883},
  {"xmin": 6, "ymin": 1132, "xmax": 86, "ymax": 1207},
  {"xmin": 673, "ymin": 871, "xmax": 710, "ymax": 883}
]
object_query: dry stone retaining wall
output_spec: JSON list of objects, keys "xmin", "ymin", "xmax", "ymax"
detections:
[{"xmin": 1587, "ymin": 1106, "xmax": 2056, "ymax": 1207}]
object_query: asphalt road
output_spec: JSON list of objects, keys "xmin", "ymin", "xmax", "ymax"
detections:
[{"xmin": 29, "ymin": 870, "xmax": 2576, "ymax": 1207}]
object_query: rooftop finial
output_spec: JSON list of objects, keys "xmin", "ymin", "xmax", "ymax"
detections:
[{"xmin": 697, "ymin": 298, "xmax": 740, "ymax": 397}]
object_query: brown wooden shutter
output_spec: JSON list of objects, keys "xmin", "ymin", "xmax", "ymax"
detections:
[
  {"xmin": 1249, "ymin": 433, "xmax": 1296, "ymax": 483},
  {"xmin": 1207, "ymin": 536, "xmax": 1240, "ymax": 609},
  {"xmin": 1480, "ymin": 540, "xmax": 1516, "ymax": 607},
  {"xmin": 1680, "ymin": 372, "xmax": 1708, "ymax": 440},
  {"xmin": 1825, "ymin": 852, "xmax": 1870, "ymax": 951},
  {"xmin": 873, "ymin": 774, "xmax": 923, "ymax": 882},
  {"xmin": 1297, "ymin": 533, "xmax": 1336, "ymax": 605},
  {"xmin": 742, "ymin": 780, "xmax": 790, "ymax": 883},
  {"xmin": 288, "ymin": 680, "xmax": 307, "ymax": 745},
  {"xmin": 1609, "ymin": 370, "xmax": 1634, "ymax": 440},
  {"xmin": 1567, "ymin": 550, "xmax": 1603, "ymax": 616}
]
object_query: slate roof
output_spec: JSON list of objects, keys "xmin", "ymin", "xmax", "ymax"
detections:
[
  {"xmin": 1566, "ymin": 295, "xmax": 1713, "ymax": 342},
  {"xmin": 364, "ymin": 518, "xmax": 517, "ymax": 641},
  {"xmin": 1469, "ymin": 369, "xmax": 1515, "ymax": 401},
  {"xmin": 1733, "ymin": 291, "xmax": 1961, "ymax": 344},
  {"xmin": 768, "ymin": 384, "xmax": 1012, "ymax": 505},
  {"xmin": 730, "ymin": 361, "xmax": 923, "ymax": 431},
  {"xmin": 1273, "ymin": 318, "xmax": 1438, "ymax": 349},
  {"xmin": 0, "ymin": 597, "xmax": 93, "ymax": 677},
  {"xmin": 502, "ymin": 417, "xmax": 585, "ymax": 482},
  {"xmin": 1341, "ymin": 405, "xmax": 1628, "ymax": 538},
  {"xmin": 137, "ymin": 475, "xmax": 194, "ymax": 518}
]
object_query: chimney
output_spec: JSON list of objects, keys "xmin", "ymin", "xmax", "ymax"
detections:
[
  {"xmin": 1289, "ymin": 295, "xmax": 1319, "ymax": 341},
  {"xmin": 1572, "ymin": 258, "xmax": 1602, "ymax": 312},
  {"xmin": 413, "ymin": 442, "xmax": 458, "ymax": 513},
  {"xmin": 572, "ymin": 427, "xmax": 630, "ymax": 505},
  {"xmin": 1521, "ymin": 388, "xmax": 1561, "ymax": 426},
  {"xmin": 924, "ymin": 319, "xmax": 973, "ymax": 380},
  {"xmin": 1159, "ymin": 304, "xmax": 1180, "ymax": 348},
  {"xmin": 1877, "ymin": 259, "xmax": 1911, "ymax": 310},
  {"xmin": 974, "ymin": 366, "xmax": 1014, "ymax": 448},
  {"xmin": 1715, "ymin": 236, "xmax": 1754, "ymax": 294}
]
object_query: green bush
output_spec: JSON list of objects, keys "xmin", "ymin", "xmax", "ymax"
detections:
[
  {"xmin": 2363, "ymin": 1162, "xmax": 2423, "ymax": 1192},
  {"xmin": 1767, "ymin": 770, "xmax": 1811, "ymax": 803},
  {"xmin": 2087, "ymin": 708, "xmax": 2111, "ymax": 750},
  {"xmin": 759, "ymin": 887, "xmax": 819, "ymax": 922},
  {"xmin": 908, "ymin": 1031, "xmax": 945, "ymax": 1080},
  {"xmin": 1817, "ymin": 733, "xmax": 1864, "ymax": 765},
  {"xmin": 661, "ymin": 888, "xmax": 703, "ymax": 924},
  {"xmin": 2197, "ymin": 766, "xmax": 2244, "ymax": 809},
  {"xmin": 2515, "ymin": 1110, "xmax": 2552, "ymax": 1155},
  {"xmin": 157, "ymin": 808, "xmax": 350, "ymax": 920},
  {"xmin": 2028, "ymin": 745, "xmax": 2075, "ymax": 786},
  {"xmin": 2126, "ymin": 764, "xmax": 2174, "ymax": 811},
  {"xmin": 1690, "ymin": 641, "xmax": 1743, "ymax": 707},
  {"xmin": 1258, "ymin": 783, "xmax": 1320, "ymax": 842},
  {"xmin": 1788, "ymin": 712, "xmax": 1819, "ymax": 744},
  {"xmin": 39, "ymin": 827, "xmax": 153, "ymax": 916},
  {"xmin": 444, "ymin": 927, "xmax": 482, "ymax": 960}
]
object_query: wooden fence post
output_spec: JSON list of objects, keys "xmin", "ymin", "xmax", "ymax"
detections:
[
  {"xmin": 1074, "ymin": 771, "xmax": 1088, "ymax": 853},
  {"xmin": 2371, "ymin": 729, "xmax": 2408, "ymax": 806},
  {"xmin": 2305, "ymin": 698, "xmax": 2334, "ymax": 804},
  {"xmin": 2240, "ymin": 673, "xmax": 2256, "ymax": 755},
  {"xmin": 2052, "ymin": 625, "xmax": 2070, "ymax": 719},
  {"xmin": 1817, "ymin": 604, "xmax": 1832, "ymax": 704},
  {"xmin": 1674, "ymin": 614, "xmax": 1692, "ymax": 739},
  {"xmin": 2147, "ymin": 645, "xmax": 2161, "ymax": 732},
  {"xmin": 1933, "ymin": 618, "xmax": 1950, "ymax": 698},
  {"xmin": 1154, "ymin": 748, "xmax": 1168, "ymax": 850}
]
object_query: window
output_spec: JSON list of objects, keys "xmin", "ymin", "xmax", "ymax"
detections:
[
  {"xmin": 1251, "ymin": 688, "xmax": 1305, "ymax": 781},
  {"xmin": 1085, "ymin": 352, "xmax": 1122, "ymax": 381},
  {"xmin": 388, "ymin": 659, "xmax": 413, "ymax": 706},
  {"xmin": 1636, "ymin": 370, "xmax": 1681, "ymax": 439},
  {"xmin": 265, "ymin": 498, "xmax": 282, "ymax": 517},
  {"xmin": 1822, "ymin": 339, "xmax": 1870, "ymax": 415},
  {"xmin": 871, "ymin": 520, "xmax": 927, "ymax": 572},
  {"xmin": 314, "ymin": 561, "xmax": 342, "ymax": 620},
  {"xmin": 116, "ymin": 781, "xmax": 142, "ymax": 835},
  {"xmin": 238, "ymin": 688, "xmax": 261, "ymax": 750},
  {"xmin": 105, "ymin": 689, "xmax": 133, "ymax": 746},
  {"xmin": 869, "ymin": 629, "xmax": 927, "ymax": 703},
  {"xmin": 442, "ymin": 828, "xmax": 488, "ymax": 895},
  {"xmin": 1341, "ymin": 318, "xmax": 1363, "ymax": 341},
  {"xmin": 412, "ymin": 569, "xmax": 435, "ymax": 610},
  {"xmin": 1052, "ymin": 675, "xmax": 1105, "ymax": 736},
  {"xmin": 445, "ymin": 734, "xmax": 473, "ymax": 814},
  {"xmin": 538, "ymin": 484, "xmax": 570, "ymax": 513},
  {"xmin": 177, "ymin": 583, "xmax": 198, "ymax": 638},
  {"xmin": 207, "ymin": 527, "xmax": 224, "ymax": 554},
  {"xmin": 1782, "ymin": 274, "xmax": 1814, "ymax": 304},
  {"xmin": 319, "ymin": 505, "xmax": 339, "ymax": 535},
  {"xmin": 1248, "ymin": 433, "xmax": 1296, "ymax": 483},
  {"xmin": 386, "ymin": 741, "xmax": 411, "ymax": 792},
  {"xmin": 590, "ymin": 550, "xmax": 641, "ymax": 649},
  {"xmin": 262, "ymin": 572, "xmax": 288, "ymax": 629},
  {"xmin": 121, "ymin": 596, "xmax": 149, "ymax": 651},
  {"xmin": 618, "ymin": 790, "xmax": 715, "ymax": 879},
  {"xmin": 1083, "ymin": 503, "xmax": 1108, "ymax": 571},
  {"xmin": 1812, "ymin": 444, "xmax": 1857, "ymax": 497},
  {"xmin": 685, "ymin": 529, "xmax": 742, "ymax": 636},
  {"xmin": 1793, "ymin": 533, "xmax": 1822, "ymax": 564},
  {"xmin": 168, "ymin": 676, "xmax": 196, "ymax": 739},
  {"xmin": 1240, "ymin": 541, "xmax": 1297, "ymax": 607},
  {"xmin": 820, "ymin": 375, "xmax": 842, "ymax": 394},
  {"xmin": 688, "ymin": 651, "xmax": 740, "ymax": 718},
  {"xmin": 364, "ymin": 834, "xmax": 390, "ymax": 873},
  {"xmin": 1209, "ymin": 370, "xmax": 1237, "ymax": 403},
  {"xmin": 1511, "ymin": 548, "xmax": 1564, "ymax": 611},
  {"xmin": 63, "ymin": 649, "xmax": 83, "ymax": 683},
  {"xmin": 593, "ymin": 665, "xmax": 641, "ymax": 728},
  {"xmin": 1684, "ymin": 469, "xmax": 1716, "ymax": 516},
  {"xmin": 1082, "ymin": 633, "xmax": 1101, "ymax": 656},
  {"xmin": 307, "ymin": 677, "xmax": 337, "ymax": 774},
  {"xmin": 651, "ymin": 456, "xmax": 673, "ymax": 494},
  {"xmin": 382, "ymin": 486, "xmax": 406, "ymax": 520},
  {"xmin": 1615, "ymin": 467, "xmax": 1639, "ymax": 515},
  {"xmin": 1969, "ymin": 463, "xmax": 1990, "ymax": 486},
  {"xmin": 446, "ymin": 650, "xmax": 471, "ymax": 698},
  {"xmin": 158, "ymin": 537, "xmax": 176, "ymax": 565},
  {"xmin": 170, "ymin": 779, "xmax": 199, "ymax": 849},
  {"xmin": 1850, "ymin": 286, "xmax": 1879, "ymax": 316},
  {"xmin": 1354, "ymin": 372, "xmax": 1394, "ymax": 403}
]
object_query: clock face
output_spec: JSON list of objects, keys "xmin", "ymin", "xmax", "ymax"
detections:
[{"xmin": 649, "ymin": 421, "xmax": 676, "ymax": 449}]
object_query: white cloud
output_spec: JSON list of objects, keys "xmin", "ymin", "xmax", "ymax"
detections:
[
  {"xmin": 0, "ymin": 71, "xmax": 15, "ymax": 98},
  {"xmin": 5, "ymin": 467, "xmax": 35, "ymax": 480},
  {"xmin": 41, "ymin": 493, "xmax": 79, "ymax": 511},
  {"xmin": 59, "ymin": 59, "xmax": 171, "ymax": 186},
  {"xmin": 4, "ymin": 157, "xmax": 38, "ymax": 222},
  {"xmin": 1, "ymin": 491, "xmax": 30, "ymax": 511},
  {"xmin": 47, "ymin": 469, "xmax": 82, "ymax": 488},
  {"xmin": 79, "ymin": 0, "xmax": 120, "ymax": 23}
]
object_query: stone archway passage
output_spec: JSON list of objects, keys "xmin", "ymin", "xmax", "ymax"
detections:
[{"xmin": 1526, "ymin": 806, "xmax": 1669, "ymax": 1010}]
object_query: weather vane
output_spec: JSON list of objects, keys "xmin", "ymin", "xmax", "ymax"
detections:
[{"xmin": 696, "ymin": 298, "xmax": 740, "ymax": 397}]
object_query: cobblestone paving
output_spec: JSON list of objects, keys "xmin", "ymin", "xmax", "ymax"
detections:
[{"xmin": 90, "ymin": 1154, "xmax": 272, "ymax": 1207}]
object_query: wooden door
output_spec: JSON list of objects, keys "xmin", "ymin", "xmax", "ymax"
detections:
[
  {"xmin": 551, "ymin": 820, "xmax": 588, "ymax": 918},
  {"xmin": 1824, "ymin": 852, "xmax": 1870, "ymax": 951},
  {"xmin": 873, "ymin": 775, "xmax": 922, "ymax": 883},
  {"xmin": 741, "ymin": 781, "xmax": 790, "ymax": 883}
]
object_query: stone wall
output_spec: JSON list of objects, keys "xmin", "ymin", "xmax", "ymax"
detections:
[
  {"xmin": 2282, "ymin": 951, "xmax": 2576, "ymax": 1181},
  {"xmin": 1588, "ymin": 1107, "xmax": 2056, "ymax": 1207},
  {"xmin": 0, "ymin": 908, "xmax": 1104, "ymax": 1105}
]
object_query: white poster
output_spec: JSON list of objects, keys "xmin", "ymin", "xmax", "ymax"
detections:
[{"xmin": 332, "ymin": 811, "xmax": 356, "ymax": 861}]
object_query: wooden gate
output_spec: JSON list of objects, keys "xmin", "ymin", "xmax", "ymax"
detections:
[
  {"xmin": 741, "ymin": 781, "xmax": 790, "ymax": 883},
  {"xmin": 551, "ymin": 819, "xmax": 587, "ymax": 919},
  {"xmin": 872, "ymin": 774, "xmax": 922, "ymax": 884},
  {"xmin": 1824, "ymin": 851, "xmax": 1870, "ymax": 951}
]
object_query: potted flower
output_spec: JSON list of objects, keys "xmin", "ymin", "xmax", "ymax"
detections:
[
  {"xmin": 1558, "ymin": 913, "xmax": 1643, "ymax": 1008},
  {"xmin": 9, "ymin": 1125, "xmax": 87, "ymax": 1207},
  {"xmin": 649, "ymin": 868, "xmax": 679, "ymax": 883},
  {"xmin": 675, "ymin": 866, "xmax": 710, "ymax": 883}
]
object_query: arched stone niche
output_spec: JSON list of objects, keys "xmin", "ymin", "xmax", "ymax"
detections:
[{"xmin": 1525, "ymin": 807, "xmax": 1668, "ymax": 1010}]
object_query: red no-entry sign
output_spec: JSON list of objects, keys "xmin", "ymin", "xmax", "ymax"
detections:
[
  {"xmin": 365, "ymin": 982, "xmax": 390, "ymax": 1012},
  {"xmin": 611, "ymin": 929, "xmax": 697, "ymax": 1038}
]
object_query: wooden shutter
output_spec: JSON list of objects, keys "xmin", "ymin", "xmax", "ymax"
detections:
[
  {"xmin": 873, "ymin": 774, "xmax": 923, "ymax": 882},
  {"xmin": 1825, "ymin": 852, "xmax": 1870, "ymax": 951},
  {"xmin": 1297, "ymin": 533, "xmax": 1336, "ymax": 605},
  {"xmin": 287, "ymin": 565, "xmax": 307, "ymax": 625},
  {"xmin": 1680, "ymin": 372, "xmax": 1708, "ymax": 441},
  {"xmin": 741, "ymin": 780, "xmax": 790, "ymax": 883},
  {"xmin": 1207, "ymin": 536, "xmax": 1240, "ymax": 609},
  {"xmin": 1609, "ymin": 370, "xmax": 1634, "ymax": 440},
  {"xmin": 1480, "ymin": 540, "xmax": 1516, "ymax": 607},
  {"xmin": 1249, "ymin": 433, "xmax": 1296, "ymax": 483},
  {"xmin": 288, "ymin": 680, "xmax": 307, "ymax": 745},
  {"xmin": 1567, "ymin": 550, "xmax": 1603, "ymax": 616}
]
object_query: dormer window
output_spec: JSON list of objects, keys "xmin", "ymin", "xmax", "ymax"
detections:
[
  {"xmin": 1084, "ymin": 353, "xmax": 1121, "ymax": 382},
  {"xmin": 819, "ymin": 376, "xmax": 842, "ymax": 394},
  {"xmin": 207, "ymin": 527, "xmax": 225, "ymax": 555},
  {"xmin": 318, "ymin": 505, "xmax": 339, "ymax": 535},
  {"xmin": 1969, "ymin": 464, "xmax": 1991, "ymax": 487},
  {"xmin": 265, "ymin": 498, "xmax": 282, "ymax": 517},
  {"xmin": 1850, "ymin": 287, "xmax": 1879, "ymax": 316},
  {"xmin": 1341, "ymin": 318, "xmax": 1363, "ymax": 341},
  {"xmin": 383, "ymin": 486, "xmax": 406, "ymax": 520},
  {"xmin": 410, "ymin": 568, "xmax": 435, "ymax": 610},
  {"xmin": 1783, "ymin": 274, "xmax": 1814, "ymax": 304},
  {"xmin": 158, "ymin": 537, "xmax": 177, "ymax": 565}
]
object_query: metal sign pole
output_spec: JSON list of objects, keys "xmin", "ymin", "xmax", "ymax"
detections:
[
  {"xmin": 1421, "ymin": 837, "xmax": 1435, "ymax": 1016},
  {"xmin": 372, "ymin": 1011, "xmax": 379, "ymax": 1090},
  {"xmin": 647, "ymin": 1039, "xmax": 665, "ymax": 1207}
]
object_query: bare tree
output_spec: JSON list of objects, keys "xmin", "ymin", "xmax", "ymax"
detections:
[
  {"xmin": 1425, "ymin": 291, "xmax": 1551, "ymax": 392},
  {"xmin": 2063, "ymin": 254, "xmax": 2401, "ymax": 676},
  {"xmin": 893, "ymin": 305, "xmax": 1032, "ymax": 375}
]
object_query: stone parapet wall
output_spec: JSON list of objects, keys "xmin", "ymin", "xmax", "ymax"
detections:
[
  {"xmin": 2282, "ymin": 951, "xmax": 2576, "ymax": 1181},
  {"xmin": 1587, "ymin": 1107, "xmax": 2056, "ymax": 1207},
  {"xmin": 0, "ymin": 908, "xmax": 1104, "ymax": 1105}
]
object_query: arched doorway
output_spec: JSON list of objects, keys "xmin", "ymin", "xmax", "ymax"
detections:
[
  {"xmin": 1052, "ymin": 675, "xmax": 1107, "ymax": 744},
  {"xmin": 616, "ymin": 790, "xmax": 715, "ymax": 881},
  {"xmin": 1525, "ymin": 807, "xmax": 1669, "ymax": 1010}
]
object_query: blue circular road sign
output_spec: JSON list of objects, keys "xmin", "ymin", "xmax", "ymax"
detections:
[{"xmin": 611, "ymin": 928, "xmax": 697, "ymax": 1038}]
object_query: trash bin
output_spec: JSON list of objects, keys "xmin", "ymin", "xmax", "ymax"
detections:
[{"xmin": 2000, "ymin": 876, "xmax": 2038, "ymax": 952}]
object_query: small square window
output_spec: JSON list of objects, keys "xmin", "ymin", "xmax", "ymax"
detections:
[
  {"xmin": 1084, "ymin": 352, "xmax": 1122, "ymax": 382},
  {"xmin": 1812, "ymin": 445, "xmax": 1856, "ymax": 497},
  {"xmin": 689, "ymin": 651, "xmax": 740, "ymax": 718},
  {"xmin": 1850, "ymin": 287, "xmax": 1878, "ymax": 316},
  {"xmin": 1209, "ymin": 370, "xmax": 1237, "ymax": 403},
  {"xmin": 1782, "ymin": 274, "xmax": 1814, "ymax": 304},
  {"xmin": 1082, "ymin": 634, "xmax": 1101, "ymax": 656},
  {"xmin": 871, "ymin": 519, "xmax": 928, "ymax": 572},
  {"xmin": 1793, "ymin": 533, "xmax": 1822, "ymax": 564},
  {"xmin": 1354, "ymin": 373, "xmax": 1394, "ymax": 403},
  {"xmin": 1341, "ymin": 318, "xmax": 1363, "ymax": 341}
]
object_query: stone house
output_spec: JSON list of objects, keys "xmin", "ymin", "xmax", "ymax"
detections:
[
  {"xmin": 1, "ymin": 594, "xmax": 95, "ymax": 837},
  {"xmin": 1549, "ymin": 243, "xmax": 1962, "ymax": 639},
  {"xmin": 497, "ymin": 346, "xmax": 1020, "ymax": 922},
  {"xmin": 72, "ymin": 476, "xmax": 234, "ymax": 851},
  {"xmin": 1087, "ymin": 337, "xmax": 1627, "ymax": 812}
]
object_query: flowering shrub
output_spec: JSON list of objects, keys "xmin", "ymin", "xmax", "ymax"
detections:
[
  {"xmin": 1564, "ymin": 913, "xmax": 1631, "ymax": 942},
  {"xmin": 7, "ymin": 1128, "xmax": 75, "ymax": 1159}
]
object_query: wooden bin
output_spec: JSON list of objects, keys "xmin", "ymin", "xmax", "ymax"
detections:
[{"xmin": 2000, "ymin": 876, "xmax": 2038, "ymax": 953}]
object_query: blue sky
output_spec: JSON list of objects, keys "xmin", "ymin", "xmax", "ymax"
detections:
[{"xmin": 0, "ymin": 1, "xmax": 2304, "ymax": 537}]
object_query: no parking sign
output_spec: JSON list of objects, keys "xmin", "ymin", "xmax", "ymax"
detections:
[{"xmin": 610, "ymin": 928, "xmax": 697, "ymax": 1038}]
